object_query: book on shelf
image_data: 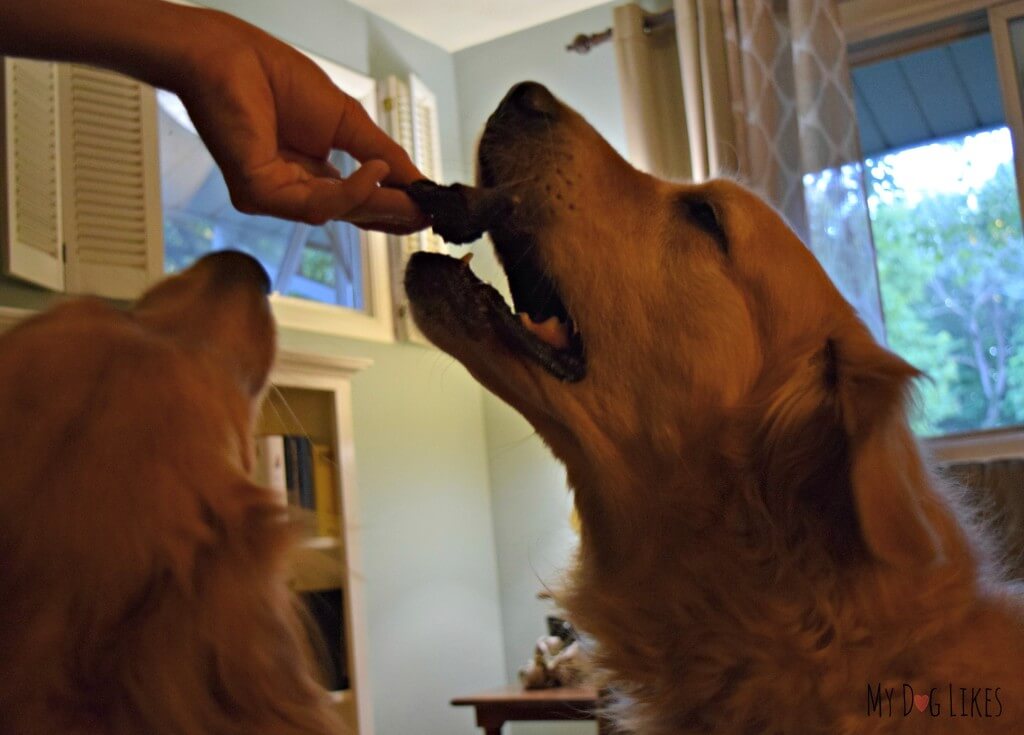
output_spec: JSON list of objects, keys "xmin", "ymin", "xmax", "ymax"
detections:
[
  {"xmin": 312, "ymin": 443, "xmax": 341, "ymax": 537},
  {"xmin": 300, "ymin": 587, "xmax": 349, "ymax": 692},
  {"xmin": 282, "ymin": 436, "xmax": 305, "ymax": 508},
  {"xmin": 253, "ymin": 434, "xmax": 340, "ymax": 538}
]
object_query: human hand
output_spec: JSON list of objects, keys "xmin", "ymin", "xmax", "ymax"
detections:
[{"xmin": 174, "ymin": 8, "xmax": 428, "ymax": 233}]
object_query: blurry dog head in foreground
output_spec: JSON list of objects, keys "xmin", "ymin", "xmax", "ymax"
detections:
[
  {"xmin": 0, "ymin": 252, "xmax": 341, "ymax": 734},
  {"xmin": 406, "ymin": 83, "xmax": 1024, "ymax": 733}
]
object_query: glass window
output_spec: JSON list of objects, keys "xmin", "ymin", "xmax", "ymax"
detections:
[
  {"xmin": 866, "ymin": 128, "xmax": 1023, "ymax": 436},
  {"xmin": 855, "ymin": 33, "xmax": 1024, "ymax": 436},
  {"xmin": 157, "ymin": 91, "xmax": 368, "ymax": 312}
]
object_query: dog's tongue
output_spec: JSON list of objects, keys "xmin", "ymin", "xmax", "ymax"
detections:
[{"xmin": 519, "ymin": 313, "xmax": 570, "ymax": 350}]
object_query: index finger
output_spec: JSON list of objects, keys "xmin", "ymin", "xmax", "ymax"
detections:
[{"xmin": 332, "ymin": 94, "xmax": 424, "ymax": 186}]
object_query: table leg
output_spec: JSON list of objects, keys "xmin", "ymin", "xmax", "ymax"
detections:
[{"xmin": 476, "ymin": 708, "xmax": 505, "ymax": 735}]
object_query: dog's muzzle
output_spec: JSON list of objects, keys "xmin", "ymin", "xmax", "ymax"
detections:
[{"xmin": 479, "ymin": 81, "xmax": 563, "ymax": 188}]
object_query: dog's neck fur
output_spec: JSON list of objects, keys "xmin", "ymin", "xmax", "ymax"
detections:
[{"xmin": 559, "ymin": 442, "xmax": 1024, "ymax": 735}]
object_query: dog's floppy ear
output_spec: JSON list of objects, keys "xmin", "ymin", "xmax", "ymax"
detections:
[
  {"xmin": 751, "ymin": 322, "xmax": 942, "ymax": 569},
  {"xmin": 825, "ymin": 328, "xmax": 943, "ymax": 568}
]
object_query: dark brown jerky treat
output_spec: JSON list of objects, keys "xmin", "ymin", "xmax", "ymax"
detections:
[{"xmin": 404, "ymin": 179, "xmax": 516, "ymax": 244}]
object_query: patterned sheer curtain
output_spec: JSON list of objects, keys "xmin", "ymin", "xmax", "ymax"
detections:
[{"xmin": 613, "ymin": 0, "xmax": 886, "ymax": 341}]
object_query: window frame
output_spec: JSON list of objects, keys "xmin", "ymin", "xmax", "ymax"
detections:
[
  {"xmin": 990, "ymin": 1, "xmax": 1024, "ymax": 225},
  {"xmin": 160, "ymin": 0, "xmax": 394, "ymax": 343},
  {"xmin": 842, "ymin": 0, "xmax": 1024, "ymax": 458},
  {"xmin": 260, "ymin": 49, "xmax": 394, "ymax": 343}
]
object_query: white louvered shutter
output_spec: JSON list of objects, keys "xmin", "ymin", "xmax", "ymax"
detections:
[
  {"xmin": 58, "ymin": 64, "xmax": 163, "ymax": 299},
  {"xmin": 409, "ymin": 75, "xmax": 445, "ymax": 254},
  {"xmin": 1, "ymin": 59, "xmax": 65, "ymax": 290},
  {"xmin": 380, "ymin": 74, "xmax": 445, "ymax": 342}
]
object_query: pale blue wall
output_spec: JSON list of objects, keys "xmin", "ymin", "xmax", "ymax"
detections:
[
  {"xmin": 453, "ymin": 6, "xmax": 626, "ymax": 709},
  {"xmin": 454, "ymin": 3, "xmax": 628, "ymax": 185},
  {"xmin": 197, "ymin": 0, "xmax": 370, "ymax": 73}
]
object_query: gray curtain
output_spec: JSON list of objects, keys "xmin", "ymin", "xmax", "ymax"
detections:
[{"xmin": 612, "ymin": 4, "xmax": 692, "ymax": 180}]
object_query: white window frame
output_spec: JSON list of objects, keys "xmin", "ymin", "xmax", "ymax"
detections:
[
  {"xmin": 840, "ymin": 0, "xmax": 1003, "ymax": 47},
  {"xmin": 990, "ymin": 1, "xmax": 1024, "ymax": 233},
  {"xmin": 841, "ymin": 0, "xmax": 1024, "ymax": 460},
  {"xmin": 262, "ymin": 50, "xmax": 394, "ymax": 343},
  {"xmin": 160, "ymin": 0, "xmax": 394, "ymax": 343}
]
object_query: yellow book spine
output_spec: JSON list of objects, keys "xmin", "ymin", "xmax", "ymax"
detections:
[{"xmin": 312, "ymin": 443, "xmax": 341, "ymax": 537}]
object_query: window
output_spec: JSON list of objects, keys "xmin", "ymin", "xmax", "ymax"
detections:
[
  {"xmin": 866, "ymin": 127, "xmax": 1021, "ymax": 436},
  {"xmin": 160, "ymin": 92, "xmax": 366, "ymax": 310},
  {"xmin": 155, "ymin": 52, "xmax": 395, "ymax": 342},
  {"xmin": 852, "ymin": 24, "xmax": 1024, "ymax": 438},
  {"xmin": 1, "ymin": 50, "xmax": 396, "ymax": 341}
]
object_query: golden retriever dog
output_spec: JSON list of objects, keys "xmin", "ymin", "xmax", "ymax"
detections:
[
  {"xmin": 0, "ymin": 251, "xmax": 342, "ymax": 735},
  {"xmin": 405, "ymin": 82, "xmax": 1024, "ymax": 733}
]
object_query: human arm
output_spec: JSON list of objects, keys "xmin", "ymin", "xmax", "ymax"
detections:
[{"xmin": 0, "ymin": 0, "xmax": 427, "ymax": 232}]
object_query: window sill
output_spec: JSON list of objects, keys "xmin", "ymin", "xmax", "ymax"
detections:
[{"xmin": 925, "ymin": 426, "xmax": 1024, "ymax": 463}]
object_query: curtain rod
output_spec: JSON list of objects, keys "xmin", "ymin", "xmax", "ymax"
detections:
[{"xmin": 566, "ymin": 9, "xmax": 675, "ymax": 53}]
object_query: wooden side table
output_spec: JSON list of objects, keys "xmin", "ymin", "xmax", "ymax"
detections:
[{"xmin": 451, "ymin": 685, "xmax": 607, "ymax": 735}]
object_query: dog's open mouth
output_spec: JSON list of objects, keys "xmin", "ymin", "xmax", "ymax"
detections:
[{"xmin": 403, "ymin": 181, "xmax": 586, "ymax": 382}]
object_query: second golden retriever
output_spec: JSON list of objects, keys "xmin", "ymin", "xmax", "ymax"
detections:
[
  {"xmin": 405, "ymin": 82, "xmax": 1024, "ymax": 733},
  {"xmin": 0, "ymin": 252, "xmax": 341, "ymax": 735}
]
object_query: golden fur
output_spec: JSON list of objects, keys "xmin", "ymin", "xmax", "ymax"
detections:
[
  {"xmin": 406, "ymin": 84, "xmax": 1024, "ymax": 733},
  {"xmin": 0, "ymin": 252, "xmax": 342, "ymax": 734}
]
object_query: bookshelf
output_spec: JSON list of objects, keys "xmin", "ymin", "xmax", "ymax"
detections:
[{"xmin": 258, "ymin": 350, "xmax": 374, "ymax": 735}]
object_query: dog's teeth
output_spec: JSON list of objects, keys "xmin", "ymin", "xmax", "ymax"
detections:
[{"xmin": 519, "ymin": 313, "xmax": 570, "ymax": 350}]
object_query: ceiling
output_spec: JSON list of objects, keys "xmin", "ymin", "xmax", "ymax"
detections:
[{"xmin": 347, "ymin": 0, "xmax": 613, "ymax": 52}]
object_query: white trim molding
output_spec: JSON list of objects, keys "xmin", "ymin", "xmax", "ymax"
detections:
[
  {"xmin": 274, "ymin": 348, "xmax": 373, "ymax": 379},
  {"xmin": 927, "ymin": 427, "xmax": 1024, "ymax": 463},
  {"xmin": 840, "ymin": 0, "xmax": 1003, "ymax": 45}
]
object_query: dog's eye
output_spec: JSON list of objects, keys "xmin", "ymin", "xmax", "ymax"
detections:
[{"xmin": 679, "ymin": 196, "xmax": 727, "ymax": 254}]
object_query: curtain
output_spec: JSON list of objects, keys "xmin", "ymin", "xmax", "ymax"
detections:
[
  {"xmin": 613, "ymin": 0, "xmax": 886, "ymax": 341},
  {"xmin": 612, "ymin": 4, "xmax": 691, "ymax": 180}
]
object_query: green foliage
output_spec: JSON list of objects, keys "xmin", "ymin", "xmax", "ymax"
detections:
[
  {"xmin": 163, "ymin": 213, "xmax": 213, "ymax": 274},
  {"xmin": 867, "ymin": 147, "xmax": 1024, "ymax": 436}
]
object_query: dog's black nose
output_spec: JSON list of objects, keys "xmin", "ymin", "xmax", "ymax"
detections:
[{"xmin": 502, "ymin": 81, "xmax": 559, "ymax": 119}]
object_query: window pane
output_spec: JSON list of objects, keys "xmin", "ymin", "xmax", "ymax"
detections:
[
  {"xmin": 803, "ymin": 164, "xmax": 886, "ymax": 342},
  {"xmin": 157, "ymin": 91, "xmax": 368, "ymax": 312},
  {"xmin": 866, "ymin": 127, "xmax": 1024, "ymax": 436}
]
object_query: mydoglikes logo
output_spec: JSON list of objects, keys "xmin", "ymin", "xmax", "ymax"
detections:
[{"xmin": 867, "ymin": 683, "xmax": 1004, "ymax": 718}]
